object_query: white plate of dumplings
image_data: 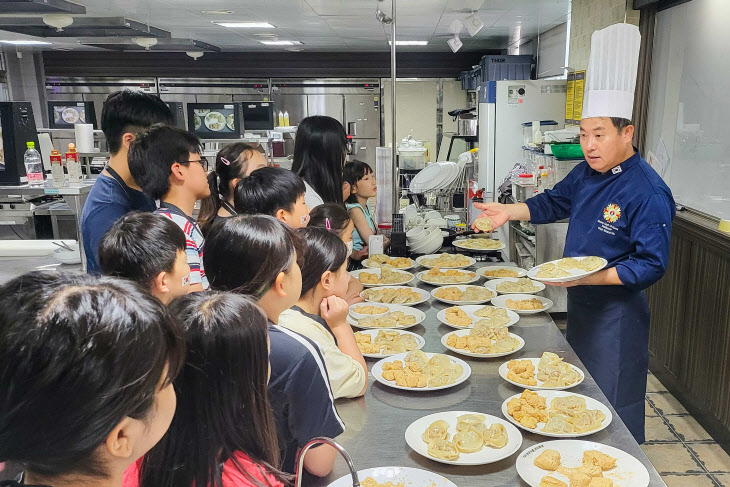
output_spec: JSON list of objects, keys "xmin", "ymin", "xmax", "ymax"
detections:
[{"xmin": 405, "ymin": 411, "xmax": 522, "ymax": 465}]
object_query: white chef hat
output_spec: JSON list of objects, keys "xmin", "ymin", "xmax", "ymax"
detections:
[{"xmin": 582, "ymin": 23, "xmax": 641, "ymax": 120}]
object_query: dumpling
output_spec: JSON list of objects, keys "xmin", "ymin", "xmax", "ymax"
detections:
[
  {"xmin": 583, "ymin": 450, "xmax": 617, "ymax": 470},
  {"xmin": 422, "ymin": 420, "xmax": 450, "ymax": 444},
  {"xmin": 557, "ymin": 468, "xmax": 591, "ymax": 487},
  {"xmin": 453, "ymin": 427, "xmax": 483, "ymax": 453},
  {"xmin": 394, "ymin": 334, "xmax": 418, "ymax": 350},
  {"xmin": 550, "ymin": 396, "xmax": 587, "ymax": 417},
  {"xmin": 428, "ymin": 354, "xmax": 452, "ymax": 369},
  {"xmin": 587, "ymin": 479, "xmax": 613, "ymax": 487},
  {"xmin": 572, "ymin": 409, "xmax": 607, "ymax": 433},
  {"xmin": 543, "ymin": 416, "xmax": 575, "ymax": 434},
  {"xmin": 539, "ymin": 477, "xmax": 567, "ymax": 487},
  {"xmin": 482, "ymin": 423, "xmax": 508, "ymax": 448},
  {"xmin": 533, "ymin": 449, "xmax": 561, "ymax": 471},
  {"xmin": 538, "ymin": 352, "xmax": 562, "ymax": 369},
  {"xmin": 405, "ymin": 350, "xmax": 429, "ymax": 367},
  {"xmin": 456, "ymin": 413, "xmax": 486, "ymax": 427},
  {"xmin": 427, "ymin": 439, "xmax": 460, "ymax": 461}
]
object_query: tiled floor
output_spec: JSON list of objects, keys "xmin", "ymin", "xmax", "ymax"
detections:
[{"xmin": 643, "ymin": 371, "xmax": 730, "ymax": 486}]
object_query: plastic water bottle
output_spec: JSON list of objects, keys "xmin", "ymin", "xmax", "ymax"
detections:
[{"xmin": 23, "ymin": 142, "xmax": 44, "ymax": 187}]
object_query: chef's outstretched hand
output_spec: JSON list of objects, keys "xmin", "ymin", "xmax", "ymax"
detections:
[{"xmin": 472, "ymin": 202, "xmax": 510, "ymax": 232}]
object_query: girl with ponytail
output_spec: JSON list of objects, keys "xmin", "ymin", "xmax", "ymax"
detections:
[{"xmin": 198, "ymin": 143, "xmax": 267, "ymax": 234}]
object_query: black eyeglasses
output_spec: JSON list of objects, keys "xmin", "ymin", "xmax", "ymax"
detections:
[{"xmin": 178, "ymin": 156, "xmax": 210, "ymax": 171}]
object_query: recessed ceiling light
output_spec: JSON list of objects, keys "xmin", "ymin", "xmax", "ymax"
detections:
[
  {"xmin": 0, "ymin": 40, "xmax": 52, "ymax": 45},
  {"xmin": 215, "ymin": 22, "xmax": 275, "ymax": 28},
  {"xmin": 201, "ymin": 10, "xmax": 235, "ymax": 15},
  {"xmin": 259, "ymin": 40, "xmax": 302, "ymax": 45},
  {"xmin": 388, "ymin": 40, "xmax": 428, "ymax": 46}
]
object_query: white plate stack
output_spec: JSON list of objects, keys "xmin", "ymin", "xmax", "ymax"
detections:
[
  {"xmin": 406, "ymin": 226, "xmax": 444, "ymax": 255},
  {"xmin": 409, "ymin": 161, "xmax": 462, "ymax": 194}
]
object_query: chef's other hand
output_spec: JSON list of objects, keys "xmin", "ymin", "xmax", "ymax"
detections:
[
  {"xmin": 472, "ymin": 202, "xmax": 510, "ymax": 231},
  {"xmin": 320, "ymin": 295, "xmax": 350, "ymax": 329}
]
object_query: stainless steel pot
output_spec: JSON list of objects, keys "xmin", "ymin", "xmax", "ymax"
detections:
[{"xmin": 457, "ymin": 117, "xmax": 478, "ymax": 136}]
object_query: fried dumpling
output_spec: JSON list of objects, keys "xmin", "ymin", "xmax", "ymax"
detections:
[
  {"xmin": 550, "ymin": 396, "xmax": 587, "ymax": 417},
  {"xmin": 539, "ymin": 477, "xmax": 567, "ymax": 487},
  {"xmin": 422, "ymin": 420, "xmax": 450, "ymax": 444},
  {"xmin": 543, "ymin": 415, "xmax": 575, "ymax": 434},
  {"xmin": 453, "ymin": 427, "xmax": 483, "ymax": 453},
  {"xmin": 572, "ymin": 409, "xmax": 606, "ymax": 433},
  {"xmin": 533, "ymin": 449, "xmax": 561, "ymax": 471},
  {"xmin": 583, "ymin": 450, "xmax": 617, "ymax": 470},
  {"xmin": 482, "ymin": 423, "xmax": 508, "ymax": 448},
  {"xmin": 587, "ymin": 478, "xmax": 613, "ymax": 487},
  {"xmin": 427, "ymin": 439, "xmax": 460, "ymax": 461}
]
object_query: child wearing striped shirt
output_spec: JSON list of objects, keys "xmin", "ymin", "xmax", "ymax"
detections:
[{"xmin": 129, "ymin": 125, "xmax": 212, "ymax": 291}]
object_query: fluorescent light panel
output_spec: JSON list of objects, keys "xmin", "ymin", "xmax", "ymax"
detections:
[
  {"xmin": 0, "ymin": 40, "xmax": 52, "ymax": 45},
  {"xmin": 389, "ymin": 40, "xmax": 428, "ymax": 46},
  {"xmin": 215, "ymin": 22, "xmax": 275, "ymax": 28},
  {"xmin": 259, "ymin": 40, "xmax": 302, "ymax": 45}
]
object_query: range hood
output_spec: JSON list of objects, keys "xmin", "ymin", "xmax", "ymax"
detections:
[
  {"xmin": 0, "ymin": 17, "xmax": 170, "ymax": 38},
  {"xmin": 77, "ymin": 38, "xmax": 221, "ymax": 52},
  {"xmin": 0, "ymin": 0, "xmax": 85, "ymax": 14}
]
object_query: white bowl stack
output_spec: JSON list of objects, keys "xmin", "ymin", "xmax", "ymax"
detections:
[{"xmin": 406, "ymin": 225, "xmax": 444, "ymax": 255}]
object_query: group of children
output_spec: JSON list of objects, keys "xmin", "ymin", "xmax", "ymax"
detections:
[{"xmin": 0, "ymin": 90, "xmax": 389, "ymax": 487}]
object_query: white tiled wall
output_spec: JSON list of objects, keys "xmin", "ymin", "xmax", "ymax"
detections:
[{"xmin": 569, "ymin": 0, "xmax": 641, "ymax": 71}]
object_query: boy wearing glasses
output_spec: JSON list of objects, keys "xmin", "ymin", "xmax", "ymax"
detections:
[{"xmin": 129, "ymin": 124, "xmax": 211, "ymax": 291}]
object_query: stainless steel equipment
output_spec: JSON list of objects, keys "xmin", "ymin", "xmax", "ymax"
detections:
[
  {"xmin": 449, "ymin": 107, "xmax": 478, "ymax": 136},
  {"xmin": 294, "ymin": 438, "xmax": 359, "ymax": 487}
]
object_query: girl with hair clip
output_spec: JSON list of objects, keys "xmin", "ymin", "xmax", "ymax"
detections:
[
  {"xmin": 203, "ymin": 215, "xmax": 344, "ymax": 477},
  {"xmin": 126, "ymin": 292, "xmax": 290, "ymax": 487},
  {"xmin": 0, "ymin": 271, "xmax": 184, "ymax": 487},
  {"xmin": 308, "ymin": 203, "xmax": 365, "ymax": 304},
  {"xmin": 278, "ymin": 227, "xmax": 368, "ymax": 399},
  {"xmin": 198, "ymin": 143, "xmax": 267, "ymax": 234},
  {"xmin": 291, "ymin": 116, "xmax": 350, "ymax": 207}
]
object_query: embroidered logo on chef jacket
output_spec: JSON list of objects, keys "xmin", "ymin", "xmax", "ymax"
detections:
[
  {"xmin": 611, "ymin": 165, "xmax": 623, "ymax": 174},
  {"xmin": 603, "ymin": 203, "xmax": 622, "ymax": 223}
]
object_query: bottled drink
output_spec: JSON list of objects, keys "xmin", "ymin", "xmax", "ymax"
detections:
[
  {"xmin": 283, "ymin": 110, "xmax": 290, "ymax": 126},
  {"xmin": 278, "ymin": 111, "xmax": 284, "ymax": 127},
  {"xmin": 23, "ymin": 142, "xmax": 44, "ymax": 187},
  {"xmin": 50, "ymin": 149, "xmax": 65, "ymax": 188},
  {"xmin": 65, "ymin": 143, "xmax": 81, "ymax": 184}
]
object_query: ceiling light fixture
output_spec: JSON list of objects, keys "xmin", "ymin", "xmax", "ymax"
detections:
[
  {"xmin": 447, "ymin": 35, "xmax": 463, "ymax": 53},
  {"xmin": 186, "ymin": 51, "xmax": 205, "ymax": 60},
  {"xmin": 0, "ymin": 40, "xmax": 52, "ymax": 45},
  {"xmin": 42, "ymin": 14, "xmax": 74, "ymax": 32},
  {"xmin": 215, "ymin": 22, "xmax": 275, "ymax": 28},
  {"xmin": 201, "ymin": 10, "xmax": 235, "ymax": 15},
  {"xmin": 133, "ymin": 37, "xmax": 158, "ymax": 50},
  {"xmin": 388, "ymin": 40, "xmax": 428, "ymax": 46},
  {"xmin": 259, "ymin": 40, "xmax": 302, "ymax": 45},
  {"xmin": 464, "ymin": 12, "xmax": 484, "ymax": 37}
]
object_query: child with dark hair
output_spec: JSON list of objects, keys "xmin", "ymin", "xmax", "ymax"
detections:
[
  {"xmin": 307, "ymin": 203, "xmax": 365, "ymax": 305},
  {"xmin": 81, "ymin": 90, "xmax": 173, "ymax": 274},
  {"xmin": 198, "ymin": 143, "xmax": 268, "ymax": 234},
  {"xmin": 204, "ymin": 215, "xmax": 344, "ymax": 477},
  {"xmin": 99, "ymin": 211, "xmax": 191, "ymax": 305},
  {"xmin": 125, "ymin": 291, "xmax": 289, "ymax": 487},
  {"xmin": 344, "ymin": 160, "xmax": 389, "ymax": 259},
  {"xmin": 0, "ymin": 271, "xmax": 184, "ymax": 487},
  {"xmin": 129, "ymin": 125, "xmax": 211, "ymax": 291},
  {"xmin": 278, "ymin": 227, "xmax": 367, "ymax": 399},
  {"xmin": 233, "ymin": 166, "xmax": 310, "ymax": 229}
]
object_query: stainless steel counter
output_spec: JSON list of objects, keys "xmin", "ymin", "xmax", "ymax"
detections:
[
  {"xmin": 0, "ymin": 255, "xmax": 82, "ymax": 284},
  {"xmin": 311, "ymin": 263, "xmax": 666, "ymax": 487}
]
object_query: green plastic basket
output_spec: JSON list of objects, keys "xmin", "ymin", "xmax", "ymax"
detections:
[{"xmin": 550, "ymin": 143, "xmax": 584, "ymax": 160}]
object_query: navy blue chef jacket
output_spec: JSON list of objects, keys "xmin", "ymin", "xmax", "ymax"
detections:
[{"xmin": 525, "ymin": 150, "xmax": 675, "ymax": 443}]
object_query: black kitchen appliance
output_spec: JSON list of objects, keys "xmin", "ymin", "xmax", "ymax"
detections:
[
  {"xmin": 0, "ymin": 102, "xmax": 40, "ymax": 186},
  {"xmin": 187, "ymin": 102, "xmax": 243, "ymax": 140},
  {"xmin": 47, "ymin": 101, "xmax": 97, "ymax": 129},
  {"xmin": 241, "ymin": 101, "xmax": 275, "ymax": 131},
  {"xmin": 165, "ymin": 101, "xmax": 186, "ymax": 129}
]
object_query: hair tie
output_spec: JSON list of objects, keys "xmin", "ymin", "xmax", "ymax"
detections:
[
  {"xmin": 221, "ymin": 157, "xmax": 231, "ymax": 166},
  {"xmin": 325, "ymin": 218, "xmax": 331, "ymax": 230}
]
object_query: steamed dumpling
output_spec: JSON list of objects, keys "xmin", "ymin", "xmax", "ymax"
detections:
[
  {"xmin": 550, "ymin": 396, "xmax": 587, "ymax": 417},
  {"xmin": 427, "ymin": 439, "xmax": 460, "ymax": 460},
  {"xmin": 543, "ymin": 415, "xmax": 575, "ymax": 434},
  {"xmin": 572, "ymin": 409, "xmax": 606, "ymax": 433},
  {"xmin": 453, "ymin": 427, "xmax": 483, "ymax": 453},
  {"xmin": 483, "ymin": 423, "xmax": 508, "ymax": 448},
  {"xmin": 422, "ymin": 420, "xmax": 450, "ymax": 444}
]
